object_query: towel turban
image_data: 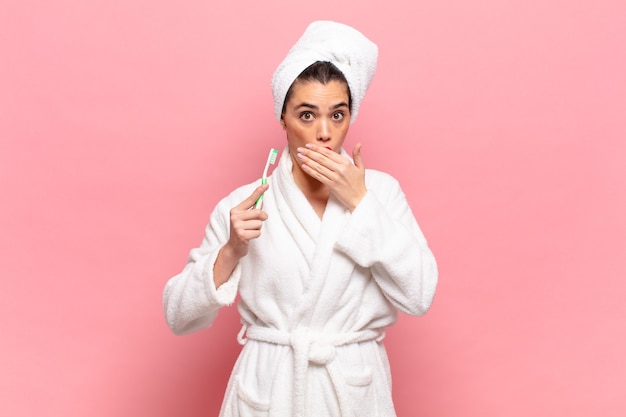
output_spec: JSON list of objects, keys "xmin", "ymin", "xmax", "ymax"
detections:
[{"xmin": 271, "ymin": 21, "xmax": 378, "ymax": 123}]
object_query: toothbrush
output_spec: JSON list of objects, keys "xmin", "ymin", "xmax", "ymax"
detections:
[{"xmin": 254, "ymin": 148, "xmax": 279, "ymax": 209}]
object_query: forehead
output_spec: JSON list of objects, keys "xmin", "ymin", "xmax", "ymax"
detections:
[{"xmin": 287, "ymin": 80, "xmax": 350, "ymax": 106}]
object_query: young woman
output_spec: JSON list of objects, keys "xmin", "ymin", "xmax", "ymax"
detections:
[{"xmin": 163, "ymin": 21, "xmax": 438, "ymax": 417}]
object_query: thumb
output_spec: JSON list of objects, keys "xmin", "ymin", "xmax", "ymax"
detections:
[{"xmin": 352, "ymin": 143, "xmax": 365, "ymax": 170}]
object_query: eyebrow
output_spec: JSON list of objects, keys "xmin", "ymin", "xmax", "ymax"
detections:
[{"xmin": 295, "ymin": 102, "xmax": 349, "ymax": 111}]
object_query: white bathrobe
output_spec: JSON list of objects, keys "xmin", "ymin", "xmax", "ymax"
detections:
[{"xmin": 163, "ymin": 148, "xmax": 438, "ymax": 417}]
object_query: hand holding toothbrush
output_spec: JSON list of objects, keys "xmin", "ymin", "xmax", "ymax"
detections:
[
  {"xmin": 212, "ymin": 148, "xmax": 278, "ymax": 289},
  {"xmin": 213, "ymin": 184, "xmax": 269, "ymax": 288},
  {"xmin": 227, "ymin": 184, "xmax": 270, "ymax": 258}
]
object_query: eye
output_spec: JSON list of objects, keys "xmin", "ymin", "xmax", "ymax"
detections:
[
  {"xmin": 332, "ymin": 111, "xmax": 345, "ymax": 121},
  {"xmin": 300, "ymin": 111, "xmax": 314, "ymax": 121}
]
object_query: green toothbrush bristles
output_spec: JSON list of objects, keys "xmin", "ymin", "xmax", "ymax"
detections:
[{"xmin": 268, "ymin": 148, "xmax": 278, "ymax": 165}]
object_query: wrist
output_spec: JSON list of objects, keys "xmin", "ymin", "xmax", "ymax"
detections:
[
  {"xmin": 348, "ymin": 189, "xmax": 367, "ymax": 212},
  {"xmin": 213, "ymin": 243, "xmax": 243, "ymax": 289},
  {"xmin": 221, "ymin": 241, "xmax": 245, "ymax": 263}
]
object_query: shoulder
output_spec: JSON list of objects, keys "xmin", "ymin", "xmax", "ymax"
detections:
[{"xmin": 364, "ymin": 169, "xmax": 402, "ymax": 195}]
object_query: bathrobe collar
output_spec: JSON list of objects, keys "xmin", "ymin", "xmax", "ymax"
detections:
[{"xmin": 269, "ymin": 147, "xmax": 355, "ymax": 328}]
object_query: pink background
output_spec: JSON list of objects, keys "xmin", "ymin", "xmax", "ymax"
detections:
[{"xmin": 1, "ymin": 1, "xmax": 625, "ymax": 416}]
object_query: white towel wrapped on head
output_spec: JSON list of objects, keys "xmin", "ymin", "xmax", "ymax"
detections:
[{"xmin": 271, "ymin": 20, "xmax": 378, "ymax": 123}]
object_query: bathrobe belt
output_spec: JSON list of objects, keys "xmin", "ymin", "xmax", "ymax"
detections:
[{"xmin": 238, "ymin": 325, "xmax": 385, "ymax": 417}]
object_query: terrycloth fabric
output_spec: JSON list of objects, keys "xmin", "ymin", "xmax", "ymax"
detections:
[
  {"xmin": 271, "ymin": 21, "xmax": 378, "ymax": 123},
  {"xmin": 238, "ymin": 325, "xmax": 384, "ymax": 417},
  {"xmin": 163, "ymin": 148, "xmax": 438, "ymax": 417}
]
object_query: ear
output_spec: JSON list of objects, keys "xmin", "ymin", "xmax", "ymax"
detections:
[{"xmin": 280, "ymin": 119, "xmax": 287, "ymax": 130}]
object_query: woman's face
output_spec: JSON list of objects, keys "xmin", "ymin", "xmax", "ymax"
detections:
[{"xmin": 281, "ymin": 80, "xmax": 351, "ymax": 160}]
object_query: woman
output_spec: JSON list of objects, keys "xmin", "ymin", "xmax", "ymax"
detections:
[{"xmin": 163, "ymin": 21, "xmax": 438, "ymax": 417}]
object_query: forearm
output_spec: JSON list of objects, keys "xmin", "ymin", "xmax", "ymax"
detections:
[
  {"xmin": 213, "ymin": 243, "xmax": 242, "ymax": 289},
  {"xmin": 163, "ymin": 201, "xmax": 241, "ymax": 334},
  {"xmin": 335, "ymin": 179, "xmax": 438, "ymax": 315}
]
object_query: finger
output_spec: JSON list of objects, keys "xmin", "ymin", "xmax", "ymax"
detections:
[
  {"xmin": 299, "ymin": 153, "xmax": 334, "ymax": 179},
  {"xmin": 233, "ymin": 219, "xmax": 265, "ymax": 234},
  {"xmin": 297, "ymin": 146, "xmax": 345, "ymax": 174},
  {"xmin": 352, "ymin": 143, "xmax": 364, "ymax": 170},
  {"xmin": 299, "ymin": 158, "xmax": 337, "ymax": 187},
  {"xmin": 232, "ymin": 210, "xmax": 268, "ymax": 225},
  {"xmin": 301, "ymin": 163, "xmax": 331, "ymax": 185},
  {"xmin": 235, "ymin": 184, "xmax": 269, "ymax": 210},
  {"xmin": 239, "ymin": 229, "xmax": 262, "ymax": 241},
  {"xmin": 301, "ymin": 144, "xmax": 341, "ymax": 163}
]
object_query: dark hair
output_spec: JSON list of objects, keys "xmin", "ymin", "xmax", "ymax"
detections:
[{"xmin": 281, "ymin": 61, "xmax": 352, "ymax": 116}]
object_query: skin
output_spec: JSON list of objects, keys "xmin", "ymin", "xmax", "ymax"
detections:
[
  {"xmin": 284, "ymin": 80, "xmax": 366, "ymax": 216},
  {"xmin": 213, "ymin": 80, "xmax": 367, "ymax": 288}
]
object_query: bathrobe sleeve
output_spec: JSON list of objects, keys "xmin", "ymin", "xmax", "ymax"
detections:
[
  {"xmin": 334, "ymin": 171, "xmax": 438, "ymax": 316},
  {"xmin": 162, "ymin": 186, "xmax": 253, "ymax": 335}
]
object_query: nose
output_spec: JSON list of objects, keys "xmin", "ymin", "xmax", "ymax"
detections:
[{"xmin": 317, "ymin": 119, "xmax": 331, "ymax": 143}]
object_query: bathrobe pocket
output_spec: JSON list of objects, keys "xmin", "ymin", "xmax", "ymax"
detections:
[
  {"xmin": 236, "ymin": 376, "xmax": 270, "ymax": 417},
  {"xmin": 341, "ymin": 367, "xmax": 378, "ymax": 416}
]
